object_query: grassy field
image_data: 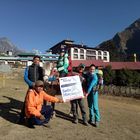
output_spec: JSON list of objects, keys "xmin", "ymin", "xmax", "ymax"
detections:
[{"xmin": 0, "ymin": 69, "xmax": 140, "ymax": 140}]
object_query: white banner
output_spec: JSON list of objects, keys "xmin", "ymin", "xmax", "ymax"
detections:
[{"xmin": 59, "ymin": 75, "xmax": 84, "ymax": 102}]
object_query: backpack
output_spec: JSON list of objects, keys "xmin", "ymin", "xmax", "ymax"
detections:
[
  {"xmin": 96, "ymin": 70, "xmax": 104, "ymax": 90},
  {"xmin": 92, "ymin": 70, "xmax": 104, "ymax": 92}
]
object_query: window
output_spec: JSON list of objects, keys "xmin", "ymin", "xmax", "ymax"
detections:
[
  {"xmin": 98, "ymin": 56, "xmax": 102, "ymax": 60},
  {"xmin": 80, "ymin": 49, "xmax": 84, "ymax": 53},
  {"xmin": 104, "ymin": 51, "xmax": 107, "ymax": 55},
  {"xmin": 87, "ymin": 50, "xmax": 96, "ymax": 55},
  {"xmin": 87, "ymin": 50, "xmax": 92, "ymax": 54},
  {"xmin": 92, "ymin": 51, "xmax": 96, "ymax": 55},
  {"xmin": 74, "ymin": 54, "xmax": 78, "ymax": 59},
  {"xmin": 98, "ymin": 51, "xmax": 102, "ymax": 55},
  {"xmin": 74, "ymin": 48, "xmax": 78, "ymax": 53},
  {"xmin": 103, "ymin": 57, "xmax": 107, "ymax": 60},
  {"xmin": 80, "ymin": 55, "xmax": 84, "ymax": 59}
]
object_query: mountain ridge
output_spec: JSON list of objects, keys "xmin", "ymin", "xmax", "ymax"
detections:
[
  {"xmin": 97, "ymin": 18, "xmax": 140, "ymax": 61},
  {"xmin": 0, "ymin": 37, "xmax": 25, "ymax": 56}
]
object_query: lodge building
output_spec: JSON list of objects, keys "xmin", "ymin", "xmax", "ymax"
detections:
[{"xmin": 50, "ymin": 40, "xmax": 110, "ymax": 62}]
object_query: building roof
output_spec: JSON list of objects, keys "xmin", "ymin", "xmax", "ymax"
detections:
[
  {"xmin": 72, "ymin": 60, "xmax": 140, "ymax": 70},
  {"xmin": 104, "ymin": 62, "xmax": 140, "ymax": 70},
  {"xmin": 0, "ymin": 56, "xmax": 58, "ymax": 61},
  {"xmin": 17, "ymin": 53, "xmax": 35, "ymax": 56},
  {"xmin": 50, "ymin": 39, "xmax": 107, "ymax": 51}
]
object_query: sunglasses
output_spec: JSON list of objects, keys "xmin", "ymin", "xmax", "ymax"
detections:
[{"xmin": 35, "ymin": 85, "xmax": 44, "ymax": 88}]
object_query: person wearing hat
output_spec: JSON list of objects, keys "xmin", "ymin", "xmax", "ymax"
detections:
[
  {"xmin": 25, "ymin": 80, "xmax": 63, "ymax": 128},
  {"xmin": 18, "ymin": 55, "xmax": 44, "ymax": 124},
  {"xmin": 56, "ymin": 48, "xmax": 69, "ymax": 77},
  {"xmin": 69, "ymin": 63, "xmax": 88, "ymax": 126}
]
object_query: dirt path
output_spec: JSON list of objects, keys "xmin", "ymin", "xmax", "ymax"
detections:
[{"xmin": 0, "ymin": 77, "xmax": 140, "ymax": 140}]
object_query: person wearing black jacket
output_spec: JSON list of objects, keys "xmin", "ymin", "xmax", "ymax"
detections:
[
  {"xmin": 18, "ymin": 55, "xmax": 44, "ymax": 125},
  {"xmin": 24, "ymin": 56, "xmax": 44, "ymax": 88}
]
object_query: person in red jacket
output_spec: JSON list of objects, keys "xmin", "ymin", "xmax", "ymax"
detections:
[{"xmin": 25, "ymin": 80, "xmax": 63, "ymax": 128}]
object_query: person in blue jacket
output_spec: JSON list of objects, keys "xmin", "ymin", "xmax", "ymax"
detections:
[
  {"xmin": 18, "ymin": 55, "xmax": 44, "ymax": 124},
  {"xmin": 24, "ymin": 55, "xmax": 44, "ymax": 88},
  {"xmin": 85, "ymin": 64, "xmax": 100, "ymax": 127}
]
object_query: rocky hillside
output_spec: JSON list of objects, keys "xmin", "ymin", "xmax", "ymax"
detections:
[
  {"xmin": 98, "ymin": 18, "xmax": 140, "ymax": 61},
  {"xmin": 0, "ymin": 37, "xmax": 24, "ymax": 56}
]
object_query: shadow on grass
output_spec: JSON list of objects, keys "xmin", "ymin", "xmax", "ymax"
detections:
[
  {"xmin": 55, "ymin": 110, "xmax": 73, "ymax": 122},
  {"xmin": 0, "ymin": 96, "xmax": 84, "ymax": 125},
  {"xmin": 0, "ymin": 96, "xmax": 23, "ymax": 124},
  {"xmin": 55, "ymin": 110, "xmax": 83, "ymax": 124}
]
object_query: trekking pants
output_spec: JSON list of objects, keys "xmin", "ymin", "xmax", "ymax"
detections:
[
  {"xmin": 71, "ymin": 98, "xmax": 87, "ymax": 121},
  {"xmin": 87, "ymin": 91, "xmax": 100, "ymax": 122},
  {"xmin": 29, "ymin": 105, "xmax": 53, "ymax": 125}
]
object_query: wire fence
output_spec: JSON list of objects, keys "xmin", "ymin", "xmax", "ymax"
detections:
[{"xmin": 99, "ymin": 85, "xmax": 140, "ymax": 99}]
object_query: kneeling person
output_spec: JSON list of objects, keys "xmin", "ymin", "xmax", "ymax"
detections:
[{"xmin": 25, "ymin": 80, "xmax": 63, "ymax": 128}]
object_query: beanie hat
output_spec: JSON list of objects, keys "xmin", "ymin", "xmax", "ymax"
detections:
[{"xmin": 35, "ymin": 80, "xmax": 44, "ymax": 87}]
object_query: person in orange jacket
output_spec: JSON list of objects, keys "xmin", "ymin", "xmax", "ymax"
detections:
[{"xmin": 25, "ymin": 80, "xmax": 63, "ymax": 128}]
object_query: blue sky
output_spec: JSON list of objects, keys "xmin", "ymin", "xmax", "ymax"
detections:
[{"xmin": 0, "ymin": 0, "xmax": 140, "ymax": 53}]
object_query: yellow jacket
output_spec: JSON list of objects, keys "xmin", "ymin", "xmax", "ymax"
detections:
[{"xmin": 25, "ymin": 89, "xmax": 59, "ymax": 118}]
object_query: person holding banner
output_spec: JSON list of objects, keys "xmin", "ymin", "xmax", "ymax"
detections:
[
  {"xmin": 85, "ymin": 64, "xmax": 100, "ymax": 127},
  {"xmin": 70, "ymin": 63, "xmax": 88, "ymax": 126}
]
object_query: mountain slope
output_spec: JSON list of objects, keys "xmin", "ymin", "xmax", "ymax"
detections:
[
  {"xmin": 0, "ymin": 37, "xmax": 24, "ymax": 55},
  {"xmin": 98, "ymin": 18, "xmax": 140, "ymax": 61}
]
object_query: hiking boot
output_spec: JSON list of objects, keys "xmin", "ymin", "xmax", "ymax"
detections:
[
  {"xmin": 83, "ymin": 120, "xmax": 89, "ymax": 126},
  {"xmin": 43, "ymin": 122, "xmax": 51, "ymax": 128},
  {"xmin": 27, "ymin": 124, "xmax": 35, "ymax": 129},
  {"xmin": 51, "ymin": 111, "xmax": 56, "ymax": 119},
  {"xmin": 88, "ymin": 120, "xmax": 95, "ymax": 126},
  {"xmin": 69, "ymin": 111, "xmax": 73, "ymax": 117},
  {"xmin": 95, "ymin": 122, "xmax": 99, "ymax": 127},
  {"xmin": 26, "ymin": 118, "xmax": 35, "ymax": 129},
  {"xmin": 73, "ymin": 119, "xmax": 78, "ymax": 124}
]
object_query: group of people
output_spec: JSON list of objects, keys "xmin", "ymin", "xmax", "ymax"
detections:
[
  {"xmin": 18, "ymin": 48, "xmax": 103, "ymax": 129},
  {"xmin": 68, "ymin": 63, "xmax": 102, "ymax": 127}
]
